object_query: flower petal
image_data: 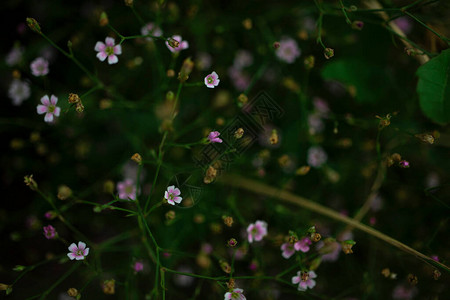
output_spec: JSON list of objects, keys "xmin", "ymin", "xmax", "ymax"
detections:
[
  {"xmin": 114, "ymin": 45, "xmax": 122, "ymax": 55},
  {"xmin": 164, "ymin": 191, "xmax": 169, "ymax": 199},
  {"xmin": 108, "ymin": 55, "xmax": 118, "ymax": 64},
  {"xmin": 95, "ymin": 41, "xmax": 105, "ymax": 52},
  {"xmin": 78, "ymin": 241, "xmax": 86, "ymax": 250},
  {"xmin": 53, "ymin": 107, "xmax": 61, "ymax": 117},
  {"xmin": 44, "ymin": 113, "xmax": 54, "ymax": 123},
  {"xmin": 75, "ymin": 255, "xmax": 85, "ymax": 260},
  {"xmin": 41, "ymin": 95, "xmax": 50, "ymax": 105},
  {"xmin": 291, "ymin": 276, "xmax": 300, "ymax": 284},
  {"xmin": 181, "ymin": 41, "xmax": 189, "ymax": 50},
  {"xmin": 167, "ymin": 185, "xmax": 175, "ymax": 193},
  {"xmin": 167, "ymin": 199, "xmax": 175, "ymax": 205},
  {"xmin": 173, "ymin": 196, "xmax": 182, "ymax": 203},
  {"xmin": 97, "ymin": 52, "xmax": 107, "ymax": 61},
  {"xmin": 68, "ymin": 243, "xmax": 78, "ymax": 252},
  {"xmin": 173, "ymin": 188, "xmax": 181, "ymax": 196},
  {"xmin": 37, "ymin": 104, "xmax": 48, "ymax": 114},
  {"xmin": 105, "ymin": 37, "xmax": 115, "ymax": 47},
  {"xmin": 67, "ymin": 253, "xmax": 76, "ymax": 260},
  {"xmin": 83, "ymin": 248, "xmax": 90, "ymax": 256},
  {"xmin": 50, "ymin": 95, "xmax": 58, "ymax": 105}
]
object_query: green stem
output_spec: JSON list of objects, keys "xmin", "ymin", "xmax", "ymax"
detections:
[{"xmin": 39, "ymin": 262, "xmax": 80, "ymax": 299}]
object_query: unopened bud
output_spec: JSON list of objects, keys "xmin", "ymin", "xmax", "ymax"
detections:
[
  {"xmin": 166, "ymin": 69, "xmax": 175, "ymax": 77},
  {"xmin": 24, "ymin": 175, "xmax": 38, "ymax": 190},
  {"xmin": 295, "ymin": 166, "xmax": 311, "ymax": 176},
  {"xmin": 26, "ymin": 18, "xmax": 41, "ymax": 34},
  {"xmin": 391, "ymin": 153, "xmax": 402, "ymax": 162},
  {"xmin": 269, "ymin": 129, "xmax": 279, "ymax": 145},
  {"xmin": 242, "ymin": 18, "xmax": 252, "ymax": 30},
  {"xmin": 238, "ymin": 94, "xmax": 248, "ymax": 105},
  {"xmin": 167, "ymin": 37, "xmax": 180, "ymax": 49},
  {"xmin": 273, "ymin": 41, "xmax": 280, "ymax": 49},
  {"xmin": 131, "ymin": 153, "xmax": 142, "ymax": 165},
  {"xmin": 310, "ymin": 232, "xmax": 321, "ymax": 242},
  {"xmin": 304, "ymin": 55, "xmax": 315, "ymax": 69},
  {"xmin": 341, "ymin": 240, "xmax": 356, "ymax": 254},
  {"xmin": 165, "ymin": 210, "xmax": 176, "ymax": 220},
  {"xmin": 12, "ymin": 70, "xmax": 21, "ymax": 79},
  {"xmin": 433, "ymin": 269, "xmax": 441, "ymax": 280},
  {"xmin": 57, "ymin": 185, "xmax": 72, "ymax": 200},
  {"xmin": 67, "ymin": 288, "xmax": 79, "ymax": 297},
  {"xmin": 324, "ymin": 48, "xmax": 334, "ymax": 59},
  {"xmin": 227, "ymin": 278, "xmax": 235, "ymax": 290},
  {"xmin": 234, "ymin": 128, "xmax": 244, "ymax": 139},
  {"xmin": 407, "ymin": 274, "xmax": 418, "ymax": 285},
  {"xmin": 102, "ymin": 279, "xmax": 115, "ymax": 295},
  {"xmin": 227, "ymin": 238, "xmax": 238, "ymax": 247},
  {"xmin": 352, "ymin": 20, "xmax": 364, "ymax": 30},
  {"xmin": 415, "ymin": 133, "xmax": 434, "ymax": 144},
  {"xmin": 223, "ymin": 216, "xmax": 234, "ymax": 227},
  {"xmin": 99, "ymin": 12, "xmax": 109, "ymax": 27},
  {"xmin": 220, "ymin": 260, "xmax": 232, "ymax": 273},
  {"xmin": 68, "ymin": 93, "xmax": 80, "ymax": 104},
  {"xmin": 178, "ymin": 57, "xmax": 194, "ymax": 82},
  {"xmin": 381, "ymin": 268, "xmax": 390, "ymax": 278},
  {"xmin": 103, "ymin": 180, "xmax": 114, "ymax": 194},
  {"xmin": 124, "ymin": 0, "xmax": 134, "ymax": 6},
  {"xmin": 75, "ymin": 102, "xmax": 84, "ymax": 113},
  {"xmin": 376, "ymin": 113, "xmax": 391, "ymax": 129}
]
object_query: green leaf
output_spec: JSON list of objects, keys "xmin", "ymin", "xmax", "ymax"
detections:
[
  {"xmin": 321, "ymin": 58, "xmax": 388, "ymax": 103},
  {"xmin": 416, "ymin": 49, "xmax": 450, "ymax": 123}
]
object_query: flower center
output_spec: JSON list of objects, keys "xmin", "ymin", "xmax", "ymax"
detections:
[
  {"xmin": 252, "ymin": 227, "xmax": 258, "ymax": 234},
  {"xmin": 76, "ymin": 249, "xmax": 83, "ymax": 256},
  {"xmin": 169, "ymin": 193, "xmax": 174, "ymax": 200},
  {"xmin": 48, "ymin": 105, "xmax": 55, "ymax": 113},
  {"xmin": 106, "ymin": 46, "xmax": 115, "ymax": 56},
  {"xmin": 231, "ymin": 292, "xmax": 239, "ymax": 298},
  {"xmin": 207, "ymin": 76, "xmax": 214, "ymax": 84},
  {"xmin": 125, "ymin": 185, "xmax": 133, "ymax": 194}
]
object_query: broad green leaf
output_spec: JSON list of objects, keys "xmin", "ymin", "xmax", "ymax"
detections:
[
  {"xmin": 321, "ymin": 58, "xmax": 388, "ymax": 103},
  {"xmin": 416, "ymin": 49, "xmax": 450, "ymax": 123}
]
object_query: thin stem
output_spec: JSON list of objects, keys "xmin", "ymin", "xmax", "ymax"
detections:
[
  {"xmin": 403, "ymin": 11, "xmax": 450, "ymax": 43},
  {"xmin": 39, "ymin": 262, "xmax": 80, "ymax": 299},
  {"xmin": 339, "ymin": 0, "xmax": 352, "ymax": 24}
]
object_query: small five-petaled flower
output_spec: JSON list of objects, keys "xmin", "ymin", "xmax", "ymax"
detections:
[
  {"xmin": 95, "ymin": 37, "xmax": 122, "ymax": 64},
  {"xmin": 165, "ymin": 35, "xmax": 189, "ymax": 53},
  {"xmin": 67, "ymin": 241, "xmax": 90, "ymax": 260},
  {"xmin": 246, "ymin": 220, "xmax": 268, "ymax": 243},
  {"xmin": 164, "ymin": 185, "xmax": 182, "ymax": 205},
  {"xmin": 208, "ymin": 131, "xmax": 223, "ymax": 143},
  {"xmin": 204, "ymin": 71, "xmax": 220, "ymax": 88},
  {"xmin": 224, "ymin": 288, "xmax": 246, "ymax": 300},
  {"xmin": 292, "ymin": 270, "xmax": 317, "ymax": 291},
  {"xmin": 36, "ymin": 94, "xmax": 61, "ymax": 123}
]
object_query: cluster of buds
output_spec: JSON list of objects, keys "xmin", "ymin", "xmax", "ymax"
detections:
[
  {"xmin": 68, "ymin": 93, "xmax": 84, "ymax": 113},
  {"xmin": 131, "ymin": 153, "xmax": 142, "ymax": 165},
  {"xmin": 375, "ymin": 113, "xmax": 392, "ymax": 129},
  {"xmin": 341, "ymin": 240, "xmax": 356, "ymax": 254},
  {"xmin": 222, "ymin": 215, "xmax": 234, "ymax": 227},
  {"xmin": 304, "ymin": 55, "xmax": 315, "ymax": 69},
  {"xmin": 178, "ymin": 57, "xmax": 194, "ymax": 82},
  {"xmin": 324, "ymin": 47, "xmax": 334, "ymax": 59},
  {"xmin": 227, "ymin": 238, "xmax": 238, "ymax": 247},
  {"xmin": 203, "ymin": 165, "xmax": 218, "ymax": 184},
  {"xmin": 24, "ymin": 175, "xmax": 38, "ymax": 191}
]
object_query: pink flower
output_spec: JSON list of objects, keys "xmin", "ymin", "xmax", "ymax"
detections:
[
  {"xmin": 228, "ymin": 67, "xmax": 250, "ymax": 91},
  {"xmin": 204, "ymin": 71, "xmax": 220, "ymax": 88},
  {"xmin": 67, "ymin": 241, "xmax": 89, "ymax": 260},
  {"xmin": 140, "ymin": 23, "xmax": 163, "ymax": 41},
  {"xmin": 133, "ymin": 261, "xmax": 144, "ymax": 272},
  {"xmin": 117, "ymin": 179, "xmax": 138, "ymax": 200},
  {"xmin": 36, "ymin": 95, "xmax": 61, "ymax": 123},
  {"xmin": 164, "ymin": 185, "xmax": 182, "ymax": 205},
  {"xmin": 292, "ymin": 270, "xmax": 317, "ymax": 292},
  {"xmin": 313, "ymin": 97, "xmax": 330, "ymax": 116},
  {"xmin": 392, "ymin": 284, "xmax": 417, "ymax": 300},
  {"xmin": 246, "ymin": 220, "xmax": 268, "ymax": 243},
  {"xmin": 6, "ymin": 46, "xmax": 24, "ymax": 66},
  {"xmin": 307, "ymin": 146, "xmax": 327, "ymax": 168},
  {"xmin": 196, "ymin": 52, "xmax": 212, "ymax": 70},
  {"xmin": 295, "ymin": 237, "xmax": 312, "ymax": 253},
  {"xmin": 431, "ymin": 255, "xmax": 439, "ymax": 262},
  {"xmin": 394, "ymin": 17, "xmax": 413, "ymax": 35},
  {"xmin": 43, "ymin": 225, "xmax": 57, "ymax": 239},
  {"xmin": 281, "ymin": 242, "xmax": 296, "ymax": 259},
  {"xmin": 9, "ymin": 79, "xmax": 30, "ymax": 106},
  {"xmin": 308, "ymin": 113, "xmax": 325, "ymax": 135},
  {"xmin": 224, "ymin": 288, "xmax": 246, "ymax": 300},
  {"xmin": 30, "ymin": 57, "xmax": 49, "ymax": 76},
  {"xmin": 233, "ymin": 50, "xmax": 253, "ymax": 69},
  {"xmin": 276, "ymin": 37, "xmax": 301, "ymax": 64},
  {"xmin": 95, "ymin": 37, "xmax": 122, "ymax": 64},
  {"xmin": 208, "ymin": 131, "xmax": 223, "ymax": 143},
  {"xmin": 165, "ymin": 35, "xmax": 189, "ymax": 53}
]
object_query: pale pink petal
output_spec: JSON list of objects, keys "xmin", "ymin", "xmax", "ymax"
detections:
[
  {"xmin": 95, "ymin": 41, "xmax": 106, "ymax": 52},
  {"xmin": 68, "ymin": 243, "xmax": 78, "ymax": 252},
  {"xmin": 83, "ymin": 248, "xmax": 90, "ymax": 256},
  {"xmin": 37, "ymin": 105, "xmax": 48, "ymax": 114},
  {"xmin": 307, "ymin": 279, "xmax": 316, "ymax": 288},
  {"xmin": 78, "ymin": 241, "xmax": 86, "ymax": 251},
  {"xmin": 41, "ymin": 95, "xmax": 50, "ymax": 105},
  {"xmin": 173, "ymin": 188, "xmax": 181, "ymax": 196},
  {"xmin": 167, "ymin": 199, "xmax": 175, "ymax": 205},
  {"xmin": 164, "ymin": 191, "xmax": 169, "ymax": 199},
  {"xmin": 181, "ymin": 41, "xmax": 189, "ymax": 50},
  {"xmin": 97, "ymin": 52, "xmax": 107, "ymax": 61},
  {"xmin": 67, "ymin": 253, "xmax": 76, "ymax": 260},
  {"xmin": 114, "ymin": 45, "xmax": 122, "ymax": 55},
  {"xmin": 292, "ymin": 276, "xmax": 300, "ymax": 284},
  {"xmin": 206, "ymin": 83, "xmax": 214, "ymax": 88},
  {"xmin": 234, "ymin": 289, "xmax": 243, "ymax": 294},
  {"xmin": 108, "ymin": 55, "xmax": 118, "ymax": 64},
  {"xmin": 172, "ymin": 35, "xmax": 182, "ymax": 42},
  {"xmin": 211, "ymin": 71, "xmax": 218, "ymax": 79},
  {"xmin": 224, "ymin": 292, "xmax": 232, "ymax": 300},
  {"xmin": 105, "ymin": 37, "xmax": 115, "ymax": 47},
  {"xmin": 50, "ymin": 95, "xmax": 58, "ymax": 105},
  {"xmin": 75, "ymin": 254, "xmax": 85, "ymax": 260},
  {"xmin": 44, "ymin": 113, "xmax": 54, "ymax": 123},
  {"xmin": 173, "ymin": 196, "xmax": 182, "ymax": 203},
  {"xmin": 117, "ymin": 183, "xmax": 125, "ymax": 190},
  {"xmin": 167, "ymin": 185, "xmax": 175, "ymax": 193},
  {"xmin": 309, "ymin": 271, "xmax": 317, "ymax": 278},
  {"xmin": 298, "ymin": 281, "xmax": 307, "ymax": 291},
  {"xmin": 53, "ymin": 107, "xmax": 61, "ymax": 117}
]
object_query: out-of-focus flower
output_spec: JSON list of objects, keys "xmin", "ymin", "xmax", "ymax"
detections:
[
  {"xmin": 308, "ymin": 114, "xmax": 325, "ymax": 135},
  {"xmin": 5, "ymin": 46, "xmax": 24, "ymax": 66},
  {"xmin": 392, "ymin": 284, "xmax": 417, "ymax": 300},
  {"xmin": 295, "ymin": 237, "xmax": 312, "ymax": 253},
  {"xmin": 233, "ymin": 50, "xmax": 253, "ymax": 69},
  {"xmin": 224, "ymin": 288, "xmax": 246, "ymax": 300},
  {"xmin": 164, "ymin": 185, "xmax": 182, "ymax": 205},
  {"xmin": 8, "ymin": 79, "xmax": 31, "ymax": 105},
  {"xmin": 281, "ymin": 242, "xmax": 296, "ymax": 259},
  {"xmin": 95, "ymin": 37, "xmax": 122, "ymax": 64},
  {"xmin": 208, "ymin": 131, "xmax": 223, "ymax": 143},
  {"xmin": 313, "ymin": 97, "xmax": 330, "ymax": 116},
  {"xmin": 36, "ymin": 95, "xmax": 61, "ymax": 123},
  {"xmin": 204, "ymin": 71, "xmax": 220, "ymax": 88},
  {"xmin": 276, "ymin": 37, "xmax": 301, "ymax": 63},
  {"xmin": 196, "ymin": 52, "xmax": 212, "ymax": 70},
  {"xmin": 228, "ymin": 67, "xmax": 250, "ymax": 91},
  {"xmin": 247, "ymin": 220, "xmax": 268, "ymax": 243},
  {"xmin": 173, "ymin": 266, "xmax": 195, "ymax": 287},
  {"xmin": 43, "ymin": 225, "xmax": 57, "ymax": 239},
  {"xmin": 67, "ymin": 241, "xmax": 89, "ymax": 260},
  {"xmin": 307, "ymin": 146, "xmax": 327, "ymax": 168},
  {"xmin": 292, "ymin": 271, "xmax": 317, "ymax": 291},
  {"xmin": 30, "ymin": 57, "xmax": 49, "ymax": 76},
  {"xmin": 394, "ymin": 17, "xmax": 413, "ymax": 34},
  {"xmin": 117, "ymin": 179, "xmax": 138, "ymax": 200},
  {"xmin": 165, "ymin": 35, "xmax": 189, "ymax": 53},
  {"xmin": 140, "ymin": 23, "xmax": 163, "ymax": 41},
  {"xmin": 133, "ymin": 261, "xmax": 144, "ymax": 273}
]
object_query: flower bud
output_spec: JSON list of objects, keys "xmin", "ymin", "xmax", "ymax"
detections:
[
  {"xmin": 223, "ymin": 216, "xmax": 234, "ymax": 227},
  {"xmin": 75, "ymin": 102, "xmax": 84, "ymax": 113},
  {"xmin": 341, "ymin": 240, "xmax": 356, "ymax": 254},
  {"xmin": 220, "ymin": 260, "xmax": 232, "ymax": 273},
  {"xmin": 67, "ymin": 288, "xmax": 79, "ymax": 297},
  {"xmin": 269, "ymin": 129, "xmax": 279, "ymax": 145},
  {"xmin": 203, "ymin": 165, "xmax": 217, "ymax": 184},
  {"xmin": 124, "ymin": 0, "xmax": 134, "ymax": 6},
  {"xmin": 165, "ymin": 210, "xmax": 176, "ymax": 220},
  {"xmin": 102, "ymin": 279, "xmax": 115, "ymax": 295},
  {"xmin": 103, "ymin": 180, "xmax": 115, "ymax": 194},
  {"xmin": 407, "ymin": 274, "xmax": 418, "ymax": 285},
  {"xmin": 415, "ymin": 133, "xmax": 435, "ymax": 144},
  {"xmin": 324, "ymin": 48, "xmax": 334, "ymax": 59},
  {"xmin": 227, "ymin": 278, "xmax": 235, "ymax": 290},
  {"xmin": 166, "ymin": 69, "xmax": 175, "ymax": 77},
  {"xmin": 310, "ymin": 232, "xmax": 321, "ymax": 242},
  {"xmin": 351, "ymin": 20, "xmax": 364, "ymax": 30},
  {"xmin": 381, "ymin": 268, "xmax": 390, "ymax": 278},
  {"xmin": 24, "ymin": 175, "xmax": 38, "ymax": 191},
  {"xmin": 295, "ymin": 166, "xmax": 311, "ymax": 176},
  {"xmin": 304, "ymin": 55, "xmax": 315, "ymax": 69},
  {"xmin": 242, "ymin": 18, "xmax": 252, "ymax": 30},
  {"xmin": 131, "ymin": 153, "xmax": 143, "ymax": 165},
  {"xmin": 227, "ymin": 238, "xmax": 238, "ymax": 247},
  {"xmin": 433, "ymin": 269, "xmax": 441, "ymax": 280},
  {"xmin": 234, "ymin": 128, "xmax": 244, "ymax": 139},
  {"xmin": 99, "ymin": 12, "xmax": 109, "ymax": 27},
  {"xmin": 26, "ymin": 18, "xmax": 41, "ymax": 34},
  {"xmin": 167, "ymin": 37, "xmax": 180, "ymax": 49},
  {"xmin": 57, "ymin": 185, "xmax": 72, "ymax": 200},
  {"xmin": 178, "ymin": 57, "xmax": 194, "ymax": 82},
  {"xmin": 68, "ymin": 93, "xmax": 80, "ymax": 104},
  {"xmin": 237, "ymin": 94, "xmax": 248, "ymax": 105},
  {"xmin": 273, "ymin": 41, "xmax": 280, "ymax": 49}
]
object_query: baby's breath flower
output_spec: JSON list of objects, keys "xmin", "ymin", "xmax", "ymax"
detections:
[
  {"xmin": 166, "ymin": 35, "xmax": 189, "ymax": 53},
  {"xmin": 43, "ymin": 225, "xmax": 57, "ymax": 239},
  {"xmin": 292, "ymin": 271, "xmax": 317, "ymax": 291},
  {"xmin": 324, "ymin": 47, "xmax": 335, "ymax": 59},
  {"xmin": 204, "ymin": 71, "xmax": 220, "ymax": 88},
  {"xmin": 247, "ymin": 220, "xmax": 268, "ymax": 243},
  {"xmin": 8, "ymin": 79, "xmax": 30, "ymax": 106},
  {"xmin": 67, "ymin": 241, "xmax": 89, "ymax": 260},
  {"xmin": 36, "ymin": 95, "xmax": 61, "ymax": 123},
  {"xmin": 30, "ymin": 57, "xmax": 49, "ymax": 76},
  {"xmin": 164, "ymin": 185, "xmax": 182, "ymax": 205},
  {"xmin": 117, "ymin": 179, "xmax": 138, "ymax": 200},
  {"xmin": 276, "ymin": 36, "xmax": 301, "ymax": 63},
  {"xmin": 141, "ymin": 23, "xmax": 162, "ymax": 42},
  {"xmin": 224, "ymin": 288, "xmax": 246, "ymax": 300},
  {"xmin": 95, "ymin": 37, "xmax": 122, "ymax": 64}
]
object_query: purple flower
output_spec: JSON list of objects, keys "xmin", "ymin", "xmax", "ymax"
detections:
[
  {"xmin": 276, "ymin": 37, "xmax": 301, "ymax": 64},
  {"xmin": 246, "ymin": 220, "xmax": 268, "ymax": 243},
  {"xmin": 208, "ymin": 131, "xmax": 223, "ymax": 143},
  {"xmin": 164, "ymin": 185, "xmax": 182, "ymax": 205},
  {"xmin": 8, "ymin": 79, "xmax": 30, "ymax": 106},
  {"xmin": 224, "ymin": 288, "xmax": 246, "ymax": 300},
  {"xmin": 36, "ymin": 95, "xmax": 61, "ymax": 123},
  {"xmin": 292, "ymin": 270, "xmax": 317, "ymax": 292},
  {"xmin": 95, "ymin": 37, "xmax": 122, "ymax": 64},
  {"xmin": 67, "ymin": 241, "xmax": 89, "ymax": 260},
  {"xmin": 30, "ymin": 57, "xmax": 49, "ymax": 76},
  {"xmin": 117, "ymin": 179, "xmax": 138, "ymax": 200},
  {"xmin": 307, "ymin": 146, "xmax": 327, "ymax": 168},
  {"xmin": 165, "ymin": 35, "xmax": 189, "ymax": 53},
  {"xmin": 140, "ymin": 23, "xmax": 163, "ymax": 41},
  {"xmin": 43, "ymin": 225, "xmax": 57, "ymax": 239},
  {"xmin": 133, "ymin": 261, "xmax": 144, "ymax": 272},
  {"xmin": 295, "ymin": 237, "xmax": 312, "ymax": 253},
  {"xmin": 204, "ymin": 71, "xmax": 220, "ymax": 88},
  {"xmin": 280, "ymin": 242, "xmax": 296, "ymax": 259},
  {"xmin": 394, "ymin": 17, "xmax": 413, "ymax": 35}
]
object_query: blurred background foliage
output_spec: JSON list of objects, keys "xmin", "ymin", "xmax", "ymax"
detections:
[{"xmin": 1, "ymin": 0, "xmax": 449, "ymax": 299}]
